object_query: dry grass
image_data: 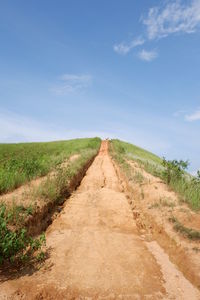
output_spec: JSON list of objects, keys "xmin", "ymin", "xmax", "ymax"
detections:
[{"xmin": 169, "ymin": 216, "xmax": 200, "ymax": 240}]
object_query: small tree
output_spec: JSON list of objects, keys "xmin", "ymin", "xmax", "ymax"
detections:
[{"xmin": 162, "ymin": 158, "xmax": 189, "ymax": 184}]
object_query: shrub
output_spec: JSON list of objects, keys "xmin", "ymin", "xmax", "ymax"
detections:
[
  {"xmin": 0, "ymin": 204, "xmax": 45, "ymax": 266},
  {"xmin": 162, "ymin": 158, "xmax": 189, "ymax": 184}
]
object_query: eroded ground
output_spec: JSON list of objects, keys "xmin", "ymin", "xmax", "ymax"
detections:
[
  {"xmin": 123, "ymin": 159, "xmax": 200, "ymax": 291},
  {"xmin": 0, "ymin": 141, "xmax": 199, "ymax": 299}
]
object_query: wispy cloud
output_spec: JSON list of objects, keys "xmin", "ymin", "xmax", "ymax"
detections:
[
  {"xmin": 138, "ymin": 49, "xmax": 158, "ymax": 62},
  {"xmin": 185, "ymin": 108, "xmax": 200, "ymax": 121},
  {"xmin": 143, "ymin": 0, "xmax": 200, "ymax": 40},
  {"xmin": 114, "ymin": 1, "xmax": 200, "ymax": 59},
  {"xmin": 51, "ymin": 74, "xmax": 92, "ymax": 95},
  {"xmin": 113, "ymin": 36, "xmax": 145, "ymax": 55},
  {"xmin": 0, "ymin": 109, "xmax": 114, "ymax": 143}
]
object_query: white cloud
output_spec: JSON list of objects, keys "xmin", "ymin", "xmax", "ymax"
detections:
[
  {"xmin": 113, "ymin": 1, "xmax": 200, "ymax": 60},
  {"xmin": 185, "ymin": 108, "xmax": 200, "ymax": 121},
  {"xmin": 113, "ymin": 43, "xmax": 131, "ymax": 55},
  {"xmin": 113, "ymin": 36, "xmax": 145, "ymax": 55},
  {"xmin": 143, "ymin": 0, "xmax": 200, "ymax": 40},
  {"xmin": 51, "ymin": 74, "xmax": 92, "ymax": 95},
  {"xmin": 138, "ymin": 49, "xmax": 158, "ymax": 61}
]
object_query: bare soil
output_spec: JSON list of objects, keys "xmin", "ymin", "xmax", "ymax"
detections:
[
  {"xmin": 0, "ymin": 141, "xmax": 200, "ymax": 299},
  {"xmin": 122, "ymin": 159, "xmax": 200, "ymax": 291}
]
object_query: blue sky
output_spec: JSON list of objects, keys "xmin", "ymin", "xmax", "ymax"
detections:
[{"xmin": 0, "ymin": 0, "xmax": 200, "ymax": 174}]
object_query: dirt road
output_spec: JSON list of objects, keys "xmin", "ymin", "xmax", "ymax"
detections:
[{"xmin": 0, "ymin": 141, "xmax": 200, "ymax": 299}]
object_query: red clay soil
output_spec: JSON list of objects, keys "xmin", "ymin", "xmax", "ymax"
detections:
[
  {"xmin": 0, "ymin": 141, "xmax": 200, "ymax": 299},
  {"xmin": 122, "ymin": 159, "xmax": 200, "ymax": 290}
]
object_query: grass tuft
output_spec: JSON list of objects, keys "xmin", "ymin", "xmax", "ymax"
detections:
[{"xmin": 169, "ymin": 216, "xmax": 200, "ymax": 240}]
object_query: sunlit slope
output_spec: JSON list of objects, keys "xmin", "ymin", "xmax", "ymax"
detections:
[
  {"xmin": 110, "ymin": 139, "xmax": 200, "ymax": 210},
  {"xmin": 0, "ymin": 137, "xmax": 101, "ymax": 194},
  {"xmin": 110, "ymin": 139, "xmax": 162, "ymax": 167}
]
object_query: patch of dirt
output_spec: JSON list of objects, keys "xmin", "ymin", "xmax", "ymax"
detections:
[
  {"xmin": 146, "ymin": 241, "xmax": 200, "ymax": 300},
  {"xmin": 121, "ymin": 159, "xmax": 200, "ymax": 290},
  {"xmin": 173, "ymin": 210, "xmax": 200, "ymax": 231},
  {"xmin": 0, "ymin": 141, "xmax": 199, "ymax": 299}
]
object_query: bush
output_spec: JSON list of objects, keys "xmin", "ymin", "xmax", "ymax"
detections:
[
  {"xmin": 162, "ymin": 158, "xmax": 189, "ymax": 184},
  {"xmin": 0, "ymin": 204, "xmax": 45, "ymax": 265}
]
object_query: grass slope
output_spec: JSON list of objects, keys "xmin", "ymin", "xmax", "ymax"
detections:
[
  {"xmin": 0, "ymin": 138, "xmax": 101, "ymax": 194},
  {"xmin": 111, "ymin": 139, "xmax": 161, "ymax": 164},
  {"xmin": 110, "ymin": 139, "xmax": 200, "ymax": 210}
]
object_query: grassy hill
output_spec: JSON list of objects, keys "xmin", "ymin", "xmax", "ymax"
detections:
[
  {"xmin": 110, "ymin": 139, "xmax": 200, "ymax": 210},
  {"xmin": 0, "ymin": 138, "xmax": 101, "ymax": 194}
]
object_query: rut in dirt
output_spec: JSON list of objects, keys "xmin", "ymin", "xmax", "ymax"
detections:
[{"xmin": 0, "ymin": 141, "xmax": 200, "ymax": 300}]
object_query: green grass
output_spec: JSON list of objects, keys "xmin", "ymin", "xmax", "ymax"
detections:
[
  {"xmin": 0, "ymin": 204, "xmax": 46, "ymax": 266},
  {"xmin": 112, "ymin": 139, "xmax": 161, "ymax": 165},
  {"xmin": 109, "ymin": 139, "xmax": 162, "ymax": 177},
  {"xmin": 110, "ymin": 139, "xmax": 200, "ymax": 211},
  {"xmin": 0, "ymin": 137, "xmax": 101, "ymax": 194},
  {"xmin": 34, "ymin": 148, "xmax": 98, "ymax": 204}
]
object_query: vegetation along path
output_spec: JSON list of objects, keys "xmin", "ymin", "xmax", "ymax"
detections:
[{"xmin": 0, "ymin": 141, "xmax": 200, "ymax": 299}]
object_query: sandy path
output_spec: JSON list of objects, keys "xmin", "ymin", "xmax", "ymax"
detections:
[{"xmin": 0, "ymin": 141, "xmax": 200, "ymax": 299}]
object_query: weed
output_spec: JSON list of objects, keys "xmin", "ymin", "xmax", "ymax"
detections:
[
  {"xmin": 131, "ymin": 171, "xmax": 144, "ymax": 184},
  {"xmin": 192, "ymin": 247, "xmax": 200, "ymax": 253},
  {"xmin": 149, "ymin": 202, "xmax": 160, "ymax": 209},
  {"xmin": 0, "ymin": 204, "xmax": 46, "ymax": 265},
  {"xmin": 3, "ymin": 204, "xmax": 34, "ymax": 227},
  {"xmin": 7, "ymin": 204, "xmax": 26, "ymax": 225},
  {"xmin": 36, "ymin": 250, "xmax": 45, "ymax": 262},
  {"xmin": 26, "ymin": 205, "xmax": 33, "ymax": 216},
  {"xmin": 159, "ymin": 197, "xmax": 175, "ymax": 208},
  {"xmin": 169, "ymin": 216, "xmax": 200, "ymax": 240}
]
